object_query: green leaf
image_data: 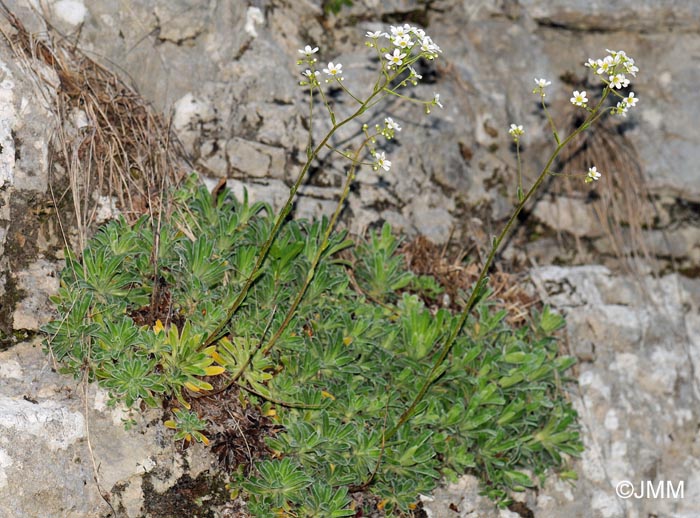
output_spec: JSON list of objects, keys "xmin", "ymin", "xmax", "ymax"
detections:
[
  {"xmin": 242, "ymin": 458, "xmax": 312, "ymax": 508},
  {"xmin": 504, "ymin": 351, "xmax": 530, "ymax": 364},
  {"xmin": 499, "ymin": 373, "xmax": 524, "ymax": 388},
  {"xmin": 353, "ymin": 222, "xmax": 414, "ymax": 301},
  {"xmin": 504, "ymin": 470, "xmax": 535, "ymax": 488},
  {"xmin": 537, "ymin": 306, "xmax": 565, "ymax": 334},
  {"xmin": 323, "ymin": 0, "xmax": 353, "ymax": 15},
  {"xmin": 555, "ymin": 356, "xmax": 577, "ymax": 372}
]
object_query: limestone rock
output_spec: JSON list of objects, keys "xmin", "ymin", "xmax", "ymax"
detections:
[
  {"xmin": 528, "ymin": 266, "xmax": 700, "ymax": 518},
  {"xmin": 12, "ymin": 259, "xmax": 59, "ymax": 331},
  {"xmin": 520, "ymin": 0, "xmax": 700, "ymax": 32},
  {"xmin": 0, "ymin": 339, "xmax": 220, "ymax": 518},
  {"xmin": 227, "ymin": 137, "xmax": 286, "ymax": 180},
  {"xmin": 534, "ymin": 196, "xmax": 605, "ymax": 238}
]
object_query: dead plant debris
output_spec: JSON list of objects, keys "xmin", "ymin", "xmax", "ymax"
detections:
[
  {"xmin": 401, "ymin": 235, "xmax": 539, "ymax": 326},
  {"xmin": 0, "ymin": 3, "xmax": 189, "ymax": 250}
]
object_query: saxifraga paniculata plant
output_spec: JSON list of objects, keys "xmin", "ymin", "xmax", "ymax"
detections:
[{"xmin": 43, "ymin": 24, "xmax": 641, "ymax": 515}]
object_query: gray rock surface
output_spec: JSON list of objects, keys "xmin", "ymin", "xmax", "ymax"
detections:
[
  {"xmin": 5, "ymin": 0, "xmax": 692, "ymax": 257},
  {"xmin": 425, "ymin": 266, "xmax": 700, "ymax": 518},
  {"xmin": 0, "ymin": 339, "xmax": 221, "ymax": 518},
  {"xmin": 0, "ymin": 14, "xmax": 57, "ymax": 347},
  {"xmin": 531, "ymin": 266, "xmax": 700, "ymax": 517}
]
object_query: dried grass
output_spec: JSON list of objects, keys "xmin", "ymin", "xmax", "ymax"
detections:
[
  {"xmin": 0, "ymin": 3, "xmax": 189, "ymax": 250},
  {"xmin": 556, "ymin": 111, "xmax": 653, "ymax": 269},
  {"xmin": 401, "ymin": 235, "xmax": 538, "ymax": 326}
]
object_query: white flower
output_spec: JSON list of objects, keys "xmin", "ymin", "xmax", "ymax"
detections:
[
  {"xmin": 508, "ymin": 124, "xmax": 524, "ymax": 139},
  {"xmin": 585, "ymin": 166, "xmax": 601, "ymax": 183},
  {"xmin": 385, "ymin": 49, "xmax": 407, "ymax": 67},
  {"xmin": 606, "ymin": 49, "xmax": 627, "ymax": 65},
  {"xmin": 570, "ymin": 90, "xmax": 588, "ymax": 107},
  {"xmin": 385, "ymin": 117, "xmax": 402, "ymax": 131},
  {"xmin": 584, "ymin": 58, "xmax": 597, "ymax": 69},
  {"xmin": 303, "ymin": 69, "xmax": 319, "ymax": 79},
  {"xmin": 375, "ymin": 152, "xmax": 391, "ymax": 172},
  {"xmin": 298, "ymin": 45, "xmax": 319, "ymax": 56},
  {"xmin": 420, "ymin": 35, "xmax": 441, "ymax": 55},
  {"xmin": 608, "ymin": 73, "xmax": 630, "ymax": 89},
  {"xmin": 433, "ymin": 92, "xmax": 443, "ymax": 108},
  {"xmin": 323, "ymin": 62, "xmax": 343, "ymax": 77},
  {"xmin": 392, "ymin": 34, "xmax": 412, "ymax": 49},
  {"xmin": 615, "ymin": 91, "xmax": 638, "ymax": 116},
  {"xmin": 624, "ymin": 60, "xmax": 639, "ymax": 77},
  {"xmin": 390, "ymin": 25, "xmax": 409, "ymax": 38},
  {"xmin": 408, "ymin": 66, "xmax": 422, "ymax": 80},
  {"xmin": 596, "ymin": 56, "xmax": 614, "ymax": 75},
  {"xmin": 411, "ymin": 27, "xmax": 426, "ymax": 38},
  {"xmin": 624, "ymin": 91, "xmax": 638, "ymax": 107},
  {"xmin": 366, "ymin": 30, "xmax": 383, "ymax": 38},
  {"xmin": 533, "ymin": 77, "xmax": 551, "ymax": 96},
  {"xmin": 615, "ymin": 101, "xmax": 629, "ymax": 117}
]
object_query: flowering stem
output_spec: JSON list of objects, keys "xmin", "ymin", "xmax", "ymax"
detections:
[
  {"xmin": 386, "ymin": 88, "xmax": 611, "ymax": 439},
  {"xmin": 541, "ymin": 96, "xmax": 560, "ymax": 145},
  {"xmin": 515, "ymin": 139, "xmax": 523, "ymax": 201},
  {"xmin": 306, "ymin": 79, "xmax": 315, "ymax": 159},
  {"xmin": 317, "ymin": 83, "xmax": 336, "ymax": 124},
  {"xmin": 203, "ymin": 79, "xmax": 389, "ymax": 348},
  {"xmin": 219, "ymin": 136, "xmax": 371, "ymax": 388},
  {"xmin": 337, "ymin": 81, "xmax": 364, "ymax": 105},
  {"xmin": 259, "ymin": 137, "xmax": 370, "ymax": 358},
  {"xmin": 325, "ymin": 142, "xmax": 374, "ymax": 166},
  {"xmin": 382, "ymin": 89, "xmax": 423, "ymax": 104}
]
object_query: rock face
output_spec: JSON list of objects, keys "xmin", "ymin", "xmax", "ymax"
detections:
[
  {"xmin": 0, "ymin": 21, "xmax": 56, "ymax": 347},
  {"xmin": 424, "ymin": 266, "xmax": 700, "ymax": 518},
  {"xmin": 0, "ymin": 0, "xmax": 699, "ymax": 517},
  {"xmin": 529, "ymin": 267, "xmax": 700, "ymax": 518},
  {"xmin": 0, "ymin": 339, "xmax": 222, "ymax": 518},
  {"xmin": 4, "ymin": 0, "xmax": 696, "ymax": 259}
]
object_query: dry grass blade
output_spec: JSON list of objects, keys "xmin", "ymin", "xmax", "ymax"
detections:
[
  {"xmin": 401, "ymin": 235, "xmax": 538, "ymax": 326},
  {"xmin": 0, "ymin": 4, "xmax": 190, "ymax": 249},
  {"xmin": 554, "ymin": 98, "xmax": 654, "ymax": 273}
]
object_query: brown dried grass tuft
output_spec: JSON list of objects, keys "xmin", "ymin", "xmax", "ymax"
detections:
[
  {"xmin": 0, "ymin": 4, "xmax": 189, "ymax": 250},
  {"xmin": 401, "ymin": 235, "xmax": 538, "ymax": 326},
  {"xmin": 547, "ymin": 73, "xmax": 655, "ymax": 274},
  {"xmin": 557, "ymin": 114, "xmax": 653, "ymax": 267}
]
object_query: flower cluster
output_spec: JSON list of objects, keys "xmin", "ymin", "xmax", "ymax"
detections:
[
  {"xmin": 378, "ymin": 117, "xmax": 402, "ymax": 140},
  {"xmin": 297, "ymin": 44, "xmax": 346, "ymax": 84},
  {"xmin": 580, "ymin": 49, "xmax": 640, "ymax": 116},
  {"xmin": 508, "ymin": 123, "xmax": 524, "ymax": 141},
  {"xmin": 298, "ymin": 45, "xmax": 322, "ymax": 87},
  {"xmin": 585, "ymin": 166, "xmax": 601, "ymax": 183},
  {"xmin": 366, "ymin": 24, "xmax": 442, "ymax": 65},
  {"xmin": 528, "ymin": 50, "xmax": 640, "ymax": 184},
  {"xmin": 296, "ymin": 25, "xmax": 444, "ymax": 174},
  {"xmin": 532, "ymin": 77, "xmax": 551, "ymax": 97},
  {"xmin": 585, "ymin": 49, "xmax": 638, "ymax": 81},
  {"xmin": 614, "ymin": 90, "xmax": 638, "ymax": 117}
]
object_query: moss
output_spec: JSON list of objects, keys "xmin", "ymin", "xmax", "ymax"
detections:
[
  {"xmin": 0, "ymin": 272, "xmax": 25, "ymax": 351},
  {"xmin": 141, "ymin": 471, "xmax": 230, "ymax": 518}
]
